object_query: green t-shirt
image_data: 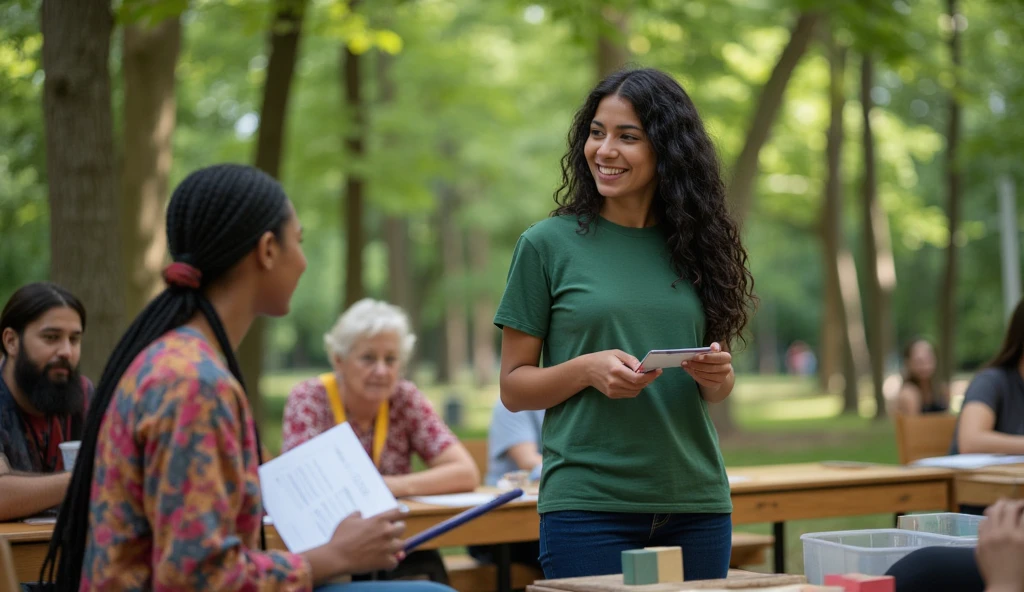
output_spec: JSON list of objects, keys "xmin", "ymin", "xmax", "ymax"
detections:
[{"xmin": 494, "ymin": 214, "xmax": 731, "ymax": 514}]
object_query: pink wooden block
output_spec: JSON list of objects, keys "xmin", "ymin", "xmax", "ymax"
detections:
[{"xmin": 823, "ymin": 573, "xmax": 895, "ymax": 592}]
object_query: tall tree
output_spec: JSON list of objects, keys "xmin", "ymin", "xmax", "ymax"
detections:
[
  {"xmin": 469, "ymin": 228, "xmax": 495, "ymax": 386},
  {"xmin": 728, "ymin": 12, "xmax": 821, "ymax": 224},
  {"xmin": 41, "ymin": 0, "xmax": 123, "ymax": 378},
  {"xmin": 596, "ymin": 5, "xmax": 629, "ymax": 78},
  {"xmin": 859, "ymin": 54, "xmax": 895, "ymax": 418},
  {"xmin": 341, "ymin": 7, "xmax": 366, "ymax": 310},
  {"xmin": 711, "ymin": 11, "xmax": 820, "ymax": 435},
  {"xmin": 377, "ymin": 51, "xmax": 414, "ymax": 312},
  {"xmin": 438, "ymin": 175, "xmax": 467, "ymax": 384},
  {"xmin": 937, "ymin": 0, "xmax": 962, "ymax": 386},
  {"xmin": 238, "ymin": 0, "xmax": 309, "ymax": 424},
  {"xmin": 377, "ymin": 48, "xmax": 420, "ymax": 369},
  {"xmin": 121, "ymin": 16, "xmax": 181, "ymax": 319},
  {"xmin": 821, "ymin": 34, "xmax": 869, "ymax": 414}
]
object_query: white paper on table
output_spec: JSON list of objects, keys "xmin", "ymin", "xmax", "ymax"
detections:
[
  {"xmin": 910, "ymin": 453, "xmax": 1024, "ymax": 469},
  {"xmin": 258, "ymin": 422, "xmax": 398, "ymax": 553},
  {"xmin": 409, "ymin": 492, "xmax": 537, "ymax": 507},
  {"xmin": 726, "ymin": 475, "xmax": 751, "ymax": 484}
]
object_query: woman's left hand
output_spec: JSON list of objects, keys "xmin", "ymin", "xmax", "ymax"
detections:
[{"xmin": 681, "ymin": 342, "xmax": 733, "ymax": 391}]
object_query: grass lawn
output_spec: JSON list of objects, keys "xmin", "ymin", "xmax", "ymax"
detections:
[{"xmin": 256, "ymin": 371, "xmax": 939, "ymax": 574}]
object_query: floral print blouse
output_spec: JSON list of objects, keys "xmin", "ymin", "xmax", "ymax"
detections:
[{"xmin": 80, "ymin": 327, "xmax": 311, "ymax": 591}]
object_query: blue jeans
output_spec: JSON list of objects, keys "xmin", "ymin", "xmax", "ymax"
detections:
[
  {"xmin": 539, "ymin": 511, "xmax": 732, "ymax": 581},
  {"xmin": 316, "ymin": 582, "xmax": 456, "ymax": 592}
]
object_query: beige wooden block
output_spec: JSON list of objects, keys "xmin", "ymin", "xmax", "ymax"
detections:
[{"xmin": 643, "ymin": 546, "xmax": 683, "ymax": 583}]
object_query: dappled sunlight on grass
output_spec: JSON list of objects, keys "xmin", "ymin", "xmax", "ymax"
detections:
[{"xmin": 735, "ymin": 393, "xmax": 843, "ymax": 423}]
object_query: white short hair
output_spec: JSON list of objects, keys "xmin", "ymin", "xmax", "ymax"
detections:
[{"xmin": 324, "ymin": 298, "xmax": 416, "ymax": 362}]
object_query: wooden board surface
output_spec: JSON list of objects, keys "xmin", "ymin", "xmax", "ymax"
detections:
[
  {"xmin": 726, "ymin": 463, "xmax": 953, "ymax": 494},
  {"xmin": 527, "ymin": 571, "xmax": 807, "ymax": 592},
  {"xmin": 955, "ymin": 472, "xmax": 1024, "ymax": 506}
]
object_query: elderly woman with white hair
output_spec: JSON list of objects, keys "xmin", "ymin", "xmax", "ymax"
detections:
[
  {"xmin": 282, "ymin": 298, "xmax": 479, "ymax": 496},
  {"xmin": 282, "ymin": 299, "xmax": 480, "ymax": 583}
]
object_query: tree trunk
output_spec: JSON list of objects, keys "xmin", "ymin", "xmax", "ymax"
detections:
[
  {"xmin": 729, "ymin": 12, "xmax": 821, "ymax": 224},
  {"xmin": 820, "ymin": 261, "xmax": 842, "ymax": 392},
  {"xmin": 377, "ymin": 49, "xmax": 418, "ymax": 368},
  {"xmin": 41, "ymin": 0, "xmax": 123, "ymax": 379},
  {"xmin": 238, "ymin": 0, "xmax": 308, "ymax": 426},
  {"xmin": 121, "ymin": 17, "xmax": 180, "ymax": 320},
  {"xmin": 756, "ymin": 300, "xmax": 779, "ymax": 373},
  {"xmin": 438, "ymin": 181, "xmax": 467, "ymax": 384},
  {"xmin": 860, "ymin": 54, "xmax": 896, "ymax": 419},
  {"xmin": 998, "ymin": 175, "xmax": 1021, "ymax": 319},
  {"xmin": 837, "ymin": 248, "xmax": 871, "ymax": 412},
  {"xmin": 712, "ymin": 12, "xmax": 820, "ymax": 435},
  {"xmin": 384, "ymin": 218, "xmax": 414, "ymax": 312},
  {"xmin": 937, "ymin": 0, "xmax": 962, "ymax": 386},
  {"xmin": 821, "ymin": 39, "xmax": 868, "ymax": 414},
  {"xmin": 596, "ymin": 5, "xmax": 629, "ymax": 79},
  {"xmin": 376, "ymin": 50, "xmax": 411, "ymax": 311},
  {"xmin": 469, "ymin": 229, "xmax": 496, "ymax": 387},
  {"xmin": 342, "ymin": 40, "xmax": 366, "ymax": 310}
]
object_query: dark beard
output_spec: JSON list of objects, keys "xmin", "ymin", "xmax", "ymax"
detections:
[{"xmin": 13, "ymin": 343, "xmax": 85, "ymax": 417}]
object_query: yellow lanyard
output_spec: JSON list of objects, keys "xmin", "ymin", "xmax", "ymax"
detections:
[{"xmin": 320, "ymin": 372, "xmax": 388, "ymax": 468}]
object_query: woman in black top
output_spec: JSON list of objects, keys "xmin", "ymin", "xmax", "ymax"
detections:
[{"xmin": 953, "ymin": 298, "xmax": 1024, "ymax": 455}]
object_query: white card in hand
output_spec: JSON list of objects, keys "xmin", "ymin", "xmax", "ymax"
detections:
[{"xmin": 637, "ymin": 347, "xmax": 712, "ymax": 373}]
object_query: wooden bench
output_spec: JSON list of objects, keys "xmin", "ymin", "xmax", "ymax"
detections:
[
  {"xmin": 443, "ymin": 533, "xmax": 775, "ymax": 592},
  {"xmin": 728, "ymin": 532, "xmax": 775, "ymax": 568},
  {"xmin": 446, "ymin": 554, "xmax": 545, "ymax": 592}
]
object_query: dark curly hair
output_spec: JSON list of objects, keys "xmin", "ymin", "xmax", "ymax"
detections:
[{"xmin": 553, "ymin": 67, "xmax": 756, "ymax": 347}]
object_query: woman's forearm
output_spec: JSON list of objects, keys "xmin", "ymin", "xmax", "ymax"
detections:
[
  {"xmin": 385, "ymin": 462, "xmax": 479, "ymax": 498},
  {"xmin": 500, "ymin": 355, "xmax": 593, "ymax": 412},
  {"xmin": 959, "ymin": 430, "xmax": 1024, "ymax": 455}
]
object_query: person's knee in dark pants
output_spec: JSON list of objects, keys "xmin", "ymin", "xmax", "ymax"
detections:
[{"xmin": 884, "ymin": 546, "xmax": 984, "ymax": 592}]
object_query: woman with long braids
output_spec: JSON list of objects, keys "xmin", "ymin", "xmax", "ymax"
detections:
[
  {"xmin": 495, "ymin": 68, "xmax": 756, "ymax": 580},
  {"xmin": 40, "ymin": 164, "xmax": 454, "ymax": 592}
]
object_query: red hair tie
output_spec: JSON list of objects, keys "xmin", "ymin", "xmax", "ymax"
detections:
[{"xmin": 162, "ymin": 262, "xmax": 202, "ymax": 289}]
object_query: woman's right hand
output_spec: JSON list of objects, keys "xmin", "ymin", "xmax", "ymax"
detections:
[
  {"xmin": 305, "ymin": 508, "xmax": 407, "ymax": 582},
  {"xmin": 976, "ymin": 499, "xmax": 1024, "ymax": 592},
  {"xmin": 585, "ymin": 350, "xmax": 661, "ymax": 399}
]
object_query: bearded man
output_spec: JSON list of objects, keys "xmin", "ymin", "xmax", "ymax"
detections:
[{"xmin": 0, "ymin": 282, "xmax": 93, "ymax": 520}]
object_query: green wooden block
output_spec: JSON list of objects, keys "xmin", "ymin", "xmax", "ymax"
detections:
[{"xmin": 621, "ymin": 549, "xmax": 659, "ymax": 585}]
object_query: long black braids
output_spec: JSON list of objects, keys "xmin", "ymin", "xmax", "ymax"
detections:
[{"xmin": 40, "ymin": 164, "xmax": 290, "ymax": 589}]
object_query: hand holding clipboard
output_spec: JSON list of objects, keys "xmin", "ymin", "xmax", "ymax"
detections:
[{"xmin": 402, "ymin": 488, "xmax": 526, "ymax": 552}]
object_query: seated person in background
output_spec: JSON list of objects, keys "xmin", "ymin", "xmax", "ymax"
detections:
[
  {"xmin": 486, "ymin": 400, "xmax": 543, "ymax": 486},
  {"xmin": 0, "ymin": 282, "xmax": 93, "ymax": 521},
  {"xmin": 468, "ymin": 402, "xmax": 544, "ymax": 569},
  {"xmin": 283, "ymin": 298, "xmax": 479, "ymax": 582},
  {"xmin": 951, "ymin": 298, "xmax": 1024, "ymax": 455},
  {"xmin": 895, "ymin": 338, "xmax": 949, "ymax": 415}
]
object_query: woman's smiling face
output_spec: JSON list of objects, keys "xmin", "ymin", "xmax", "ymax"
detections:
[{"xmin": 584, "ymin": 94, "xmax": 658, "ymax": 205}]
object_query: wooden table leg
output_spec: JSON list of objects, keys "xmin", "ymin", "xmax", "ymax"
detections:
[
  {"xmin": 772, "ymin": 522, "xmax": 785, "ymax": 574},
  {"xmin": 496, "ymin": 543, "xmax": 511, "ymax": 592}
]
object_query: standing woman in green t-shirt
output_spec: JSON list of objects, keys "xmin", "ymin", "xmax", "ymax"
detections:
[{"xmin": 494, "ymin": 67, "xmax": 755, "ymax": 581}]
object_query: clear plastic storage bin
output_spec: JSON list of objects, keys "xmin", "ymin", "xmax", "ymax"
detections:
[
  {"xmin": 897, "ymin": 512, "xmax": 984, "ymax": 538},
  {"xmin": 801, "ymin": 529, "xmax": 975, "ymax": 584}
]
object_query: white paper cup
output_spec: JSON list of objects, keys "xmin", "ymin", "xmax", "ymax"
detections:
[{"xmin": 58, "ymin": 440, "xmax": 81, "ymax": 471}]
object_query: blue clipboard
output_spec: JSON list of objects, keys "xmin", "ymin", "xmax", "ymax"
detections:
[{"xmin": 402, "ymin": 488, "xmax": 525, "ymax": 552}]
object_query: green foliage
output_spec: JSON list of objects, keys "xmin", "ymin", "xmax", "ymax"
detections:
[
  {"xmin": 0, "ymin": 0, "xmax": 47, "ymax": 307},
  {"xmin": 2, "ymin": 0, "xmax": 1023, "ymax": 376}
]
